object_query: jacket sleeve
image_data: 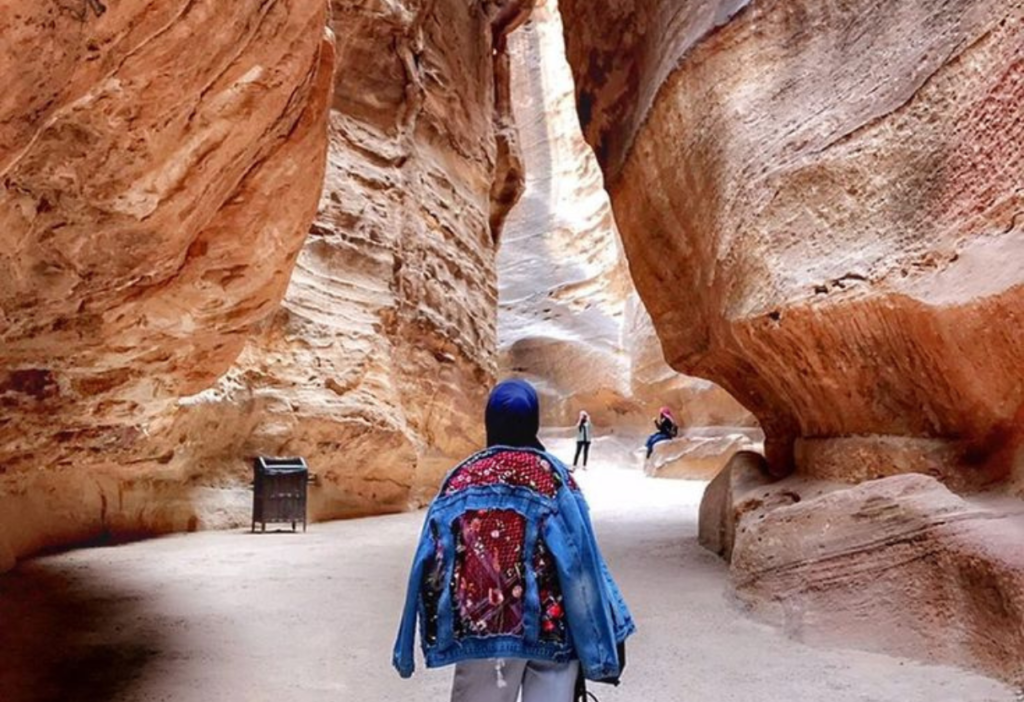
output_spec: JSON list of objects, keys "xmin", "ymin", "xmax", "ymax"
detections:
[
  {"xmin": 392, "ymin": 513, "xmax": 435, "ymax": 678},
  {"xmin": 575, "ymin": 493, "xmax": 636, "ymax": 643},
  {"xmin": 544, "ymin": 495, "xmax": 622, "ymax": 682}
]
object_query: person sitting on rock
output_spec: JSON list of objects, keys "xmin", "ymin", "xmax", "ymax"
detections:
[
  {"xmin": 393, "ymin": 378, "xmax": 634, "ymax": 702},
  {"xmin": 644, "ymin": 406, "xmax": 679, "ymax": 458},
  {"xmin": 573, "ymin": 410, "xmax": 592, "ymax": 470}
]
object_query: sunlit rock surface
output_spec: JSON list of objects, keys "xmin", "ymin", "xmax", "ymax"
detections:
[
  {"xmin": 645, "ymin": 431, "xmax": 760, "ymax": 480},
  {"xmin": 559, "ymin": 0, "xmax": 1024, "ymax": 479},
  {"xmin": 500, "ymin": 0, "xmax": 754, "ymax": 437},
  {"xmin": 0, "ymin": 0, "xmax": 334, "ymax": 569},
  {"xmin": 200, "ymin": 0, "xmax": 534, "ymax": 520}
]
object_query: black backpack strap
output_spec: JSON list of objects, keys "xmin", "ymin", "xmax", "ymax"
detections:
[{"xmin": 575, "ymin": 668, "xmax": 599, "ymax": 702}]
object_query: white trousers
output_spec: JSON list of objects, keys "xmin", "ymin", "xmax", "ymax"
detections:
[{"xmin": 450, "ymin": 658, "xmax": 579, "ymax": 702}]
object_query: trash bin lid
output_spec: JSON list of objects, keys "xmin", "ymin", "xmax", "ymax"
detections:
[{"xmin": 254, "ymin": 456, "xmax": 308, "ymax": 475}]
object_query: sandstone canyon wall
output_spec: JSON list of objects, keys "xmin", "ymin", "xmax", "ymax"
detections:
[
  {"xmin": 559, "ymin": 0, "xmax": 1024, "ymax": 682},
  {"xmin": 0, "ymin": 0, "xmax": 531, "ymax": 572},
  {"xmin": 559, "ymin": 0, "xmax": 1024, "ymax": 481},
  {"xmin": 500, "ymin": 0, "xmax": 754, "ymax": 441},
  {"xmin": 209, "ymin": 0, "xmax": 533, "ymax": 519},
  {"xmin": 0, "ymin": 0, "xmax": 334, "ymax": 571}
]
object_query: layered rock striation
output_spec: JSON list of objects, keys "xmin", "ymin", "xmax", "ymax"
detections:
[
  {"xmin": 702, "ymin": 454, "xmax": 1024, "ymax": 685},
  {"xmin": 0, "ymin": 0, "xmax": 537, "ymax": 571},
  {"xmin": 559, "ymin": 0, "xmax": 1024, "ymax": 480},
  {"xmin": 560, "ymin": 0, "xmax": 1024, "ymax": 683},
  {"xmin": 212, "ymin": 0, "xmax": 535, "ymax": 518}
]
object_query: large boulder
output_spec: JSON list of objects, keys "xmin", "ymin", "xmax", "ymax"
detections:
[
  {"xmin": 702, "ymin": 457, "xmax": 1024, "ymax": 684},
  {"xmin": 730, "ymin": 474, "xmax": 1024, "ymax": 686},
  {"xmin": 697, "ymin": 450, "xmax": 773, "ymax": 560}
]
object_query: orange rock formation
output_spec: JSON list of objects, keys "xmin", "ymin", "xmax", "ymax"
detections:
[
  {"xmin": 559, "ymin": 0, "xmax": 1024, "ymax": 479},
  {"xmin": 211, "ymin": 0, "xmax": 535, "ymax": 518},
  {"xmin": 0, "ymin": 0, "xmax": 334, "ymax": 570}
]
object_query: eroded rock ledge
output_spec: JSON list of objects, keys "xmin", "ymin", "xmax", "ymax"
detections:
[
  {"xmin": 702, "ymin": 453, "xmax": 1024, "ymax": 685},
  {"xmin": 560, "ymin": 0, "xmax": 1024, "ymax": 684}
]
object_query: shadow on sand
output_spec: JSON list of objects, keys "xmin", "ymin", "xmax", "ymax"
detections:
[{"xmin": 0, "ymin": 558, "xmax": 162, "ymax": 702}]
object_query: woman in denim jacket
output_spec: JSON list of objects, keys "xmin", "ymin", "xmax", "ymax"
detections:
[{"xmin": 393, "ymin": 379, "xmax": 635, "ymax": 701}]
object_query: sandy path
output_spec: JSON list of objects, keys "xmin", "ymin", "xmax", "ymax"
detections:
[{"xmin": 0, "ymin": 442, "xmax": 1014, "ymax": 702}]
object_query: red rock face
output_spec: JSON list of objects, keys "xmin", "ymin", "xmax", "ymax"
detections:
[
  {"xmin": 563, "ymin": 0, "xmax": 1024, "ymax": 684},
  {"xmin": 0, "ymin": 0, "xmax": 534, "ymax": 571},
  {"xmin": 0, "ymin": 0, "xmax": 540, "ymax": 569},
  {"xmin": 0, "ymin": 0, "xmax": 334, "ymax": 567},
  {"xmin": 559, "ymin": 0, "xmax": 1024, "ymax": 479}
]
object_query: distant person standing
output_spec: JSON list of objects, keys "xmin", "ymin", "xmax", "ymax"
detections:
[
  {"xmin": 645, "ymin": 407, "xmax": 678, "ymax": 458},
  {"xmin": 573, "ymin": 410, "xmax": 592, "ymax": 470}
]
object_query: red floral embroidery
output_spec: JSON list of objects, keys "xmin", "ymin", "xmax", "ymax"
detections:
[
  {"xmin": 452, "ymin": 510, "xmax": 526, "ymax": 637},
  {"xmin": 445, "ymin": 450, "xmax": 562, "ymax": 497},
  {"xmin": 535, "ymin": 534, "xmax": 566, "ymax": 642},
  {"xmin": 443, "ymin": 450, "xmax": 569, "ymax": 642}
]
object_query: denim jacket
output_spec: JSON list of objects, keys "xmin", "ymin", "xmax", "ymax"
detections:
[{"xmin": 392, "ymin": 447, "xmax": 635, "ymax": 682}]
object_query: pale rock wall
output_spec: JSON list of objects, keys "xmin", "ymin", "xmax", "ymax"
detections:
[
  {"xmin": 559, "ymin": 0, "xmax": 1024, "ymax": 480},
  {"xmin": 0, "ymin": 1, "xmax": 334, "ymax": 568},
  {"xmin": 500, "ymin": 0, "xmax": 753, "ymax": 437},
  {"xmin": 204, "ymin": 0, "xmax": 534, "ymax": 518},
  {"xmin": 501, "ymin": 0, "xmax": 634, "ymax": 429}
]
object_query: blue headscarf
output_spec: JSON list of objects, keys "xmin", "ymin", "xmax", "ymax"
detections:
[{"xmin": 485, "ymin": 379, "xmax": 545, "ymax": 451}]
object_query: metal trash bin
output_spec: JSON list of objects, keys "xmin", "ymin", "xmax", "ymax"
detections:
[{"xmin": 252, "ymin": 457, "xmax": 308, "ymax": 532}]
